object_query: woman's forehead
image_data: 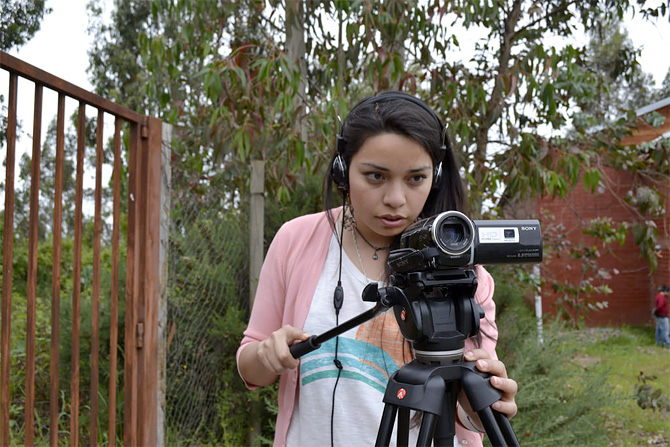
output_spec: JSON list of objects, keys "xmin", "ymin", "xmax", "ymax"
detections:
[{"xmin": 352, "ymin": 133, "xmax": 433, "ymax": 166}]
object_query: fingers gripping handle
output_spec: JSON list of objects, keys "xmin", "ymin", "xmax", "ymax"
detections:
[
  {"xmin": 290, "ymin": 335, "xmax": 321, "ymax": 359},
  {"xmin": 289, "ymin": 285, "xmax": 399, "ymax": 359}
]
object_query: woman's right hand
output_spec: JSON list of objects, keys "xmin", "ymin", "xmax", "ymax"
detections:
[
  {"xmin": 239, "ymin": 325, "xmax": 310, "ymax": 387},
  {"xmin": 257, "ymin": 325, "xmax": 310, "ymax": 375}
]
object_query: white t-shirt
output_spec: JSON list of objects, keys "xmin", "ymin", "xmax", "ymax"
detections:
[{"xmin": 286, "ymin": 233, "xmax": 458, "ymax": 446}]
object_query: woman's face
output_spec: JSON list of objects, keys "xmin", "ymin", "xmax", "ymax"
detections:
[{"xmin": 348, "ymin": 132, "xmax": 434, "ymax": 246}]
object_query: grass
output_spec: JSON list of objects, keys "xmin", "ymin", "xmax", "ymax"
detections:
[{"xmin": 566, "ymin": 326, "xmax": 670, "ymax": 446}]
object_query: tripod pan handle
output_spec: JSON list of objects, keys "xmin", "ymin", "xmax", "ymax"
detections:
[{"xmin": 290, "ymin": 335, "xmax": 321, "ymax": 359}]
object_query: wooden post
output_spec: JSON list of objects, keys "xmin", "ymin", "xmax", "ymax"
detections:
[
  {"xmin": 249, "ymin": 160, "xmax": 265, "ymax": 305},
  {"xmin": 137, "ymin": 116, "xmax": 162, "ymax": 447},
  {"xmin": 248, "ymin": 160, "xmax": 265, "ymax": 443},
  {"xmin": 125, "ymin": 116, "xmax": 162, "ymax": 447}
]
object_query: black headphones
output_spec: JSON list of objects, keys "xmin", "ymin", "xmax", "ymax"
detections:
[{"xmin": 330, "ymin": 91, "xmax": 448, "ymax": 191}]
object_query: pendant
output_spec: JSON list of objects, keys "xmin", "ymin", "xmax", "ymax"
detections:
[{"xmin": 373, "ymin": 252, "xmax": 379, "ymax": 260}]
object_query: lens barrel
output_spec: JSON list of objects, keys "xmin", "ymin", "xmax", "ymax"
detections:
[{"xmin": 432, "ymin": 211, "xmax": 475, "ymax": 256}]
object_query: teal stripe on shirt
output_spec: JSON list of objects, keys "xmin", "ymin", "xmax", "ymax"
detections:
[{"xmin": 300, "ymin": 338, "xmax": 400, "ymax": 390}]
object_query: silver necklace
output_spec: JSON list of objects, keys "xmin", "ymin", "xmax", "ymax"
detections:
[
  {"xmin": 352, "ymin": 228, "xmax": 384, "ymax": 281},
  {"xmin": 354, "ymin": 227, "xmax": 391, "ymax": 260}
]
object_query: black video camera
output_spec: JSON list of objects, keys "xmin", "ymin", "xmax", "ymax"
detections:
[{"xmin": 388, "ymin": 211, "xmax": 542, "ymax": 273}]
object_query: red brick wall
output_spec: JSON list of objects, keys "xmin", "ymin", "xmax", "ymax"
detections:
[{"xmin": 537, "ymin": 101, "xmax": 670, "ymax": 327}]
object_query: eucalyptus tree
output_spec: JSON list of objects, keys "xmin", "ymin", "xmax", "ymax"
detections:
[
  {"xmin": 87, "ymin": 0, "xmax": 670, "ymax": 303},
  {"xmin": 0, "ymin": 0, "xmax": 50, "ymax": 51},
  {"xmin": 88, "ymin": 0, "xmax": 666, "ymax": 210}
]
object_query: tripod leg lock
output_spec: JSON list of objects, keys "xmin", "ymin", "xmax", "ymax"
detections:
[
  {"xmin": 383, "ymin": 373, "xmax": 448, "ymax": 415},
  {"xmin": 460, "ymin": 363, "xmax": 502, "ymax": 411}
]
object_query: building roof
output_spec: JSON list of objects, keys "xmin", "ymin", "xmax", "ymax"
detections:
[
  {"xmin": 635, "ymin": 96, "xmax": 670, "ymax": 116},
  {"xmin": 621, "ymin": 96, "xmax": 670, "ymax": 145}
]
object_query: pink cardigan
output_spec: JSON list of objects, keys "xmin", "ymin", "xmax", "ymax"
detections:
[{"xmin": 237, "ymin": 209, "xmax": 498, "ymax": 447}]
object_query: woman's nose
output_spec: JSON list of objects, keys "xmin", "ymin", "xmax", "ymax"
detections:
[{"xmin": 383, "ymin": 181, "xmax": 406, "ymax": 208}]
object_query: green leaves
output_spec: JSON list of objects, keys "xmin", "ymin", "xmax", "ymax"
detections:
[
  {"xmin": 0, "ymin": 0, "xmax": 51, "ymax": 51},
  {"xmin": 582, "ymin": 217, "xmax": 628, "ymax": 246},
  {"xmin": 633, "ymin": 372, "xmax": 670, "ymax": 413},
  {"xmin": 582, "ymin": 168, "xmax": 601, "ymax": 193}
]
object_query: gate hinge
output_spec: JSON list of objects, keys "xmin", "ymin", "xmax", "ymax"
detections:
[{"xmin": 137, "ymin": 321, "xmax": 145, "ymax": 349}]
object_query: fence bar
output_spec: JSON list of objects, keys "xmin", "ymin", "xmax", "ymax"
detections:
[
  {"xmin": 89, "ymin": 110, "xmax": 104, "ymax": 447},
  {"xmin": 1, "ymin": 70, "xmax": 18, "ymax": 447},
  {"xmin": 50, "ymin": 92, "xmax": 66, "ymax": 447},
  {"xmin": 25, "ymin": 82, "xmax": 44, "ymax": 447},
  {"xmin": 70, "ymin": 102, "xmax": 86, "ymax": 447},
  {"xmin": 108, "ymin": 118, "xmax": 122, "ymax": 447},
  {"xmin": 123, "ymin": 122, "xmax": 140, "ymax": 447}
]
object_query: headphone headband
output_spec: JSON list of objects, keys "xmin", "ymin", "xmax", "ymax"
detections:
[{"xmin": 339, "ymin": 92, "xmax": 447, "ymax": 150}]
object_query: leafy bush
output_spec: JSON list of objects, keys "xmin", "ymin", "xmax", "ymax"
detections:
[
  {"xmin": 213, "ymin": 305, "xmax": 278, "ymax": 447},
  {"xmin": 633, "ymin": 372, "xmax": 670, "ymax": 413},
  {"xmin": 492, "ymin": 273, "xmax": 616, "ymax": 447}
]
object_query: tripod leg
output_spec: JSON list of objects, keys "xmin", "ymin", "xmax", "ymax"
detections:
[
  {"xmin": 376, "ymin": 404, "xmax": 398, "ymax": 447},
  {"xmin": 494, "ymin": 409, "xmax": 520, "ymax": 447},
  {"xmin": 416, "ymin": 412, "xmax": 437, "ymax": 447},
  {"xmin": 396, "ymin": 407, "xmax": 410, "ymax": 447},
  {"xmin": 432, "ymin": 387, "xmax": 457, "ymax": 447},
  {"xmin": 461, "ymin": 363, "xmax": 520, "ymax": 446},
  {"xmin": 477, "ymin": 407, "xmax": 509, "ymax": 447}
]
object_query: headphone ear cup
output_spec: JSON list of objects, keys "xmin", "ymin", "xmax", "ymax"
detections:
[
  {"xmin": 331, "ymin": 133, "xmax": 349, "ymax": 190},
  {"xmin": 331, "ymin": 154, "xmax": 348, "ymax": 190}
]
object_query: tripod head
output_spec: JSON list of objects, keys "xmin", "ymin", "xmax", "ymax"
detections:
[{"xmin": 387, "ymin": 268, "xmax": 483, "ymax": 365}]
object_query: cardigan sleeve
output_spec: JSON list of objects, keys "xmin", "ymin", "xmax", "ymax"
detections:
[
  {"xmin": 467, "ymin": 265, "xmax": 498, "ymax": 359},
  {"xmin": 456, "ymin": 265, "xmax": 498, "ymax": 447},
  {"xmin": 236, "ymin": 221, "xmax": 291, "ymax": 389},
  {"xmin": 235, "ymin": 211, "xmax": 335, "ymax": 391}
]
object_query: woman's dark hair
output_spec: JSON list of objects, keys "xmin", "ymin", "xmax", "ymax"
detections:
[{"xmin": 324, "ymin": 91, "xmax": 466, "ymax": 223}]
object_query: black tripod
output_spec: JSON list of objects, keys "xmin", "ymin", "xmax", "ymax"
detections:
[
  {"xmin": 290, "ymin": 268, "xmax": 520, "ymax": 447},
  {"xmin": 376, "ymin": 358, "xmax": 518, "ymax": 447}
]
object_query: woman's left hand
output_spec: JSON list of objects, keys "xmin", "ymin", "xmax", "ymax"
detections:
[{"xmin": 463, "ymin": 349, "xmax": 518, "ymax": 419}]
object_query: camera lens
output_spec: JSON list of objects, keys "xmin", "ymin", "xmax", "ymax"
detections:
[
  {"xmin": 432, "ymin": 211, "xmax": 474, "ymax": 255},
  {"xmin": 440, "ymin": 223, "xmax": 464, "ymax": 243}
]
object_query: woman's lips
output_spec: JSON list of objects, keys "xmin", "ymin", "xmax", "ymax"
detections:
[{"xmin": 379, "ymin": 215, "xmax": 406, "ymax": 228}]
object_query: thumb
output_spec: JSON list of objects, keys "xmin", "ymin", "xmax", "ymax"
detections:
[{"xmin": 283, "ymin": 325, "xmax": 310, "ymax": 343}]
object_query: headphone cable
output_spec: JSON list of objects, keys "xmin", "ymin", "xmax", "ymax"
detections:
[{"xmin": 330, "ymin": 197, "xmax": 346, "ymax": 446}]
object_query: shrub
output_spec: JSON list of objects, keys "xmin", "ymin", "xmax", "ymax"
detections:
[{"xmin": 492, "ymin": 274, "xmax": 616, "ymax": 447}]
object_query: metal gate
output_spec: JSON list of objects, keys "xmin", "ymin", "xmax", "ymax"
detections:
[{"xmin": 0, "ymin": 50, "xmax": 167, "ymax": 446}]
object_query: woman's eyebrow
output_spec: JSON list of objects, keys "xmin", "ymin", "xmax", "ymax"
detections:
[
  {"xmin": 361, "ymin": 162, "xmax": 432, "ymax": 173},
  {"xmin": 361, "ymin": 162, "xmax": 390, "ymax": 171}
]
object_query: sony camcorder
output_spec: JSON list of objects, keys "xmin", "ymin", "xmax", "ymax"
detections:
[{"xmin": 388, "ymin": 211, "xmax": 542, "ymax": 273}]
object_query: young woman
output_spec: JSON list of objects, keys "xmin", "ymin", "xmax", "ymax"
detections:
[{"xmin": 236, "ymin": 91, "xmax": 518, "ymax": 447}]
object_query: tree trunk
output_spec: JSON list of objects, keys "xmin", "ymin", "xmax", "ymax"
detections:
[{"xmin": 286, "ymin": 0, "xmax": 308, "ymax": 140}]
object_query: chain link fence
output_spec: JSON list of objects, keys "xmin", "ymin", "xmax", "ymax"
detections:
[{"xmin": 165, "ymin": 172, "xmax": 250, "ymax": 443}]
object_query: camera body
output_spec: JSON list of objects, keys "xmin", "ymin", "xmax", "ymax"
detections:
[{"xmin": 389, "ymin": 211, "xmax": 542, "ymax": 273}]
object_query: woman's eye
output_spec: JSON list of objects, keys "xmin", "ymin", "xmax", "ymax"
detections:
[
  {"xmin": 410, "ymin": 174, "xmax": 427, "ymax": 184},
  {"xmin": 365, "ymin": 172, "xmax": 384, "ymax": 182}
]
